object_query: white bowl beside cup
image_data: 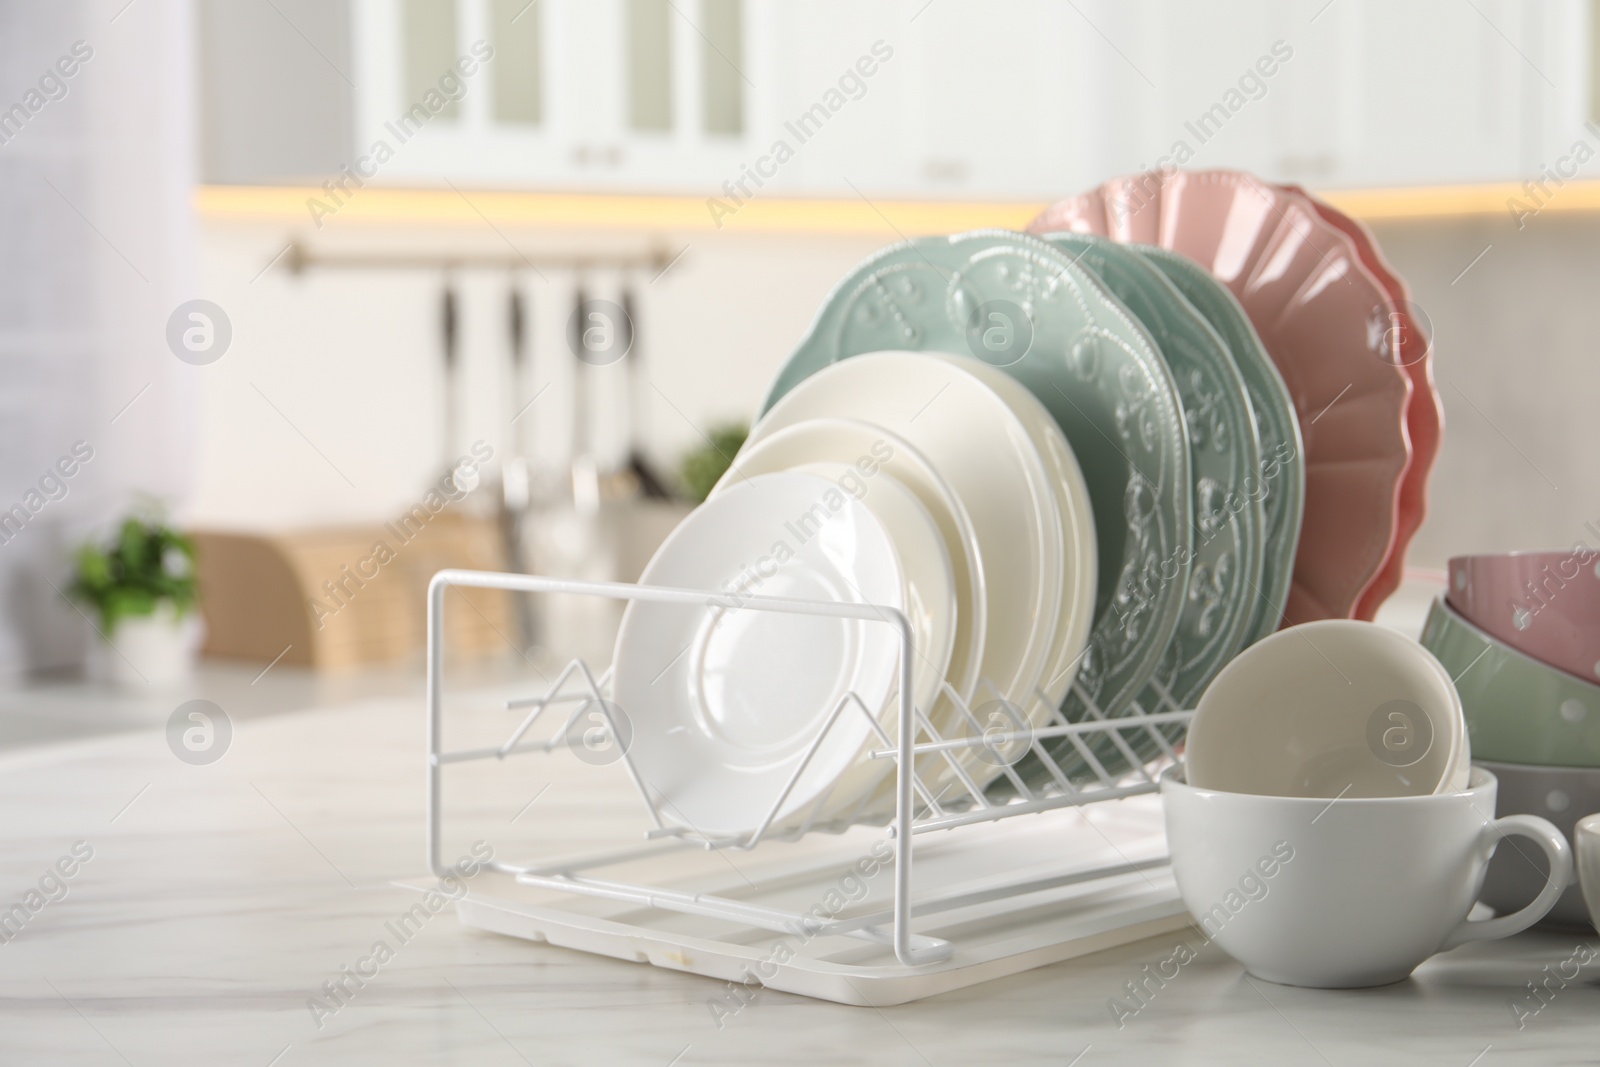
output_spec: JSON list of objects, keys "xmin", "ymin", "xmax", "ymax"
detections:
[
  {"xmin": 1572, "ymin": 813, "xmax": 1600, "ymax": 933},
  {"xmin": 1186, "ymin": 619, "xmax": 1468, "ymax": 799}
]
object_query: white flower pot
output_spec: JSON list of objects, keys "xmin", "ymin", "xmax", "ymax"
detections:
[{"xmin": 86, "ymin": 603, "xmax": 203, "ymax": 687}]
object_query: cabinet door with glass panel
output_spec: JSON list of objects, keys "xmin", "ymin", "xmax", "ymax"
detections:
[{"xmin": 350, "ymin": 0, "xmax": 758, "ymax": 189}]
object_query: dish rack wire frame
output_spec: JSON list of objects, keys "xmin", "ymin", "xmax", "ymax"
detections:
[{"xmin": 426, "ymin": 568, "xmax": 1195, "ymax": 969}]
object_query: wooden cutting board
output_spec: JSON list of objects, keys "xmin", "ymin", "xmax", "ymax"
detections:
[{"xmin": 192, "ymin": 512, "xmax": 513, "ymax": 671}]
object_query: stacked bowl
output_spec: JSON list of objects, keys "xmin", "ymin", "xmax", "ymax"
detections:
[{"xmin": 1422, "ymin": 551, "xmax": 1600, "ymax": 928}]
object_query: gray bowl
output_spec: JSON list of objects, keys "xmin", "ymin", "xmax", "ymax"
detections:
[{"xmin": 1478, "ymin": 759, "xmax": 1600, "ymax": 930}]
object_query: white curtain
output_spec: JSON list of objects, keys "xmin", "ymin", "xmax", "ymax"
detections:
[{"xmin": 0, "ymin": 0, "xmax": 197, "ymax": 677}]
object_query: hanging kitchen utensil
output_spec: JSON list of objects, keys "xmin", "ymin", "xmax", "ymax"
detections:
[
  {"xmin": 500, "ymin": 278, "xmax": 538, "ymax": 648},
  {"xmin": 440, "ymin": 275, "xmax": 460, "ymax": 478},
  {"xmin": 524, "ymin": 277, "xmax": 621, "ymax": 665},
  {"xmin": 568, "ymin": 280, "xmax": 601, "ymax": 516},
  {"xmin": 618, "ymin": 283, "xmax": 672, "ymax": 500}
]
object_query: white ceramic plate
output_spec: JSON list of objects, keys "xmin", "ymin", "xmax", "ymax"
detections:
[
  {"xmin": 916, "ymin": 353, "xmax": 1096, "ymax": 791},
  {"xmin": 748, "ymin": 352, "xmax": 1063, "ymax": 800},
  {"xmin": 613, "ymin": 471, "xmax": 905, "ymax": 837},
  {"xmin": 718, "ymin": 417, "xmax": 981, "ymax": 712},
  {"xmin": 781, "ymin": 463, "xmax": 955, "ymax": 710},
  {"xmin": 714, "ymin": 439, "xmax": 960, "ymax": 820},
  {"xmin": 930, "ymin": 353, "xmax": 1096, "ymax": 696},
  {"xmin": 770, "ymin": 461, "xmax": 957, "ymax": 819},
  {"xmin": 722, "ymin": 416, "xmax": 987, "ymax": 817}
]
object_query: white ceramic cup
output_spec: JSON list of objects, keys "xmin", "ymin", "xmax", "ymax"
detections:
[
  {"xmin": 1575, "ymin": 813, "xmax": 1600, "ymax": 930},
  {"xmin": 1186, "ymin": 619, "xmax": 1468, "ymax": 798},
  {"xmin": 1162, "ymin": 765, "xmax": 1571, "ymax": 988}
]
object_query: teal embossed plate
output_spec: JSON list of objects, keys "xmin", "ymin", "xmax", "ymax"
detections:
[
  {"xmin": 1042, "ymin": 234, "xmax": 1263, "ymax": 771},
  {"xmin": 760, "ymin": 230, "xmax": 1194, "ymax": 788},
  {"xmin": 1136, "ymin": 244, "xmax": 1304, "ymax": 649}
]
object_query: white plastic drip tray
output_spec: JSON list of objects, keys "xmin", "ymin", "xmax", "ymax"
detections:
[{"xmin": 444, "ymin": 798, "xmax": 1188, "ymax": 1006}]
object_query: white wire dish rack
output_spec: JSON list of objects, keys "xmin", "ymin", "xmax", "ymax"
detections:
[{"xmin": 426, "ymin": 568, "xmax": 1196, "ymax": 1006}]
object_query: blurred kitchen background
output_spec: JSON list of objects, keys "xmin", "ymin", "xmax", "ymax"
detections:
[{"xmin": 3, "ymin": 0, "xmax": 1598, "ymax": 732}]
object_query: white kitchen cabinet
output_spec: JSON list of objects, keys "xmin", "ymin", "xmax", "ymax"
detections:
[
  {"xmin": 343, "ymin": 0, "xmax": 769, "ymax": 191},
  {"xmin": 1116, "ymin": 0, "xmax": 1590, "ymax": 192},
  {"xmin": 200, "ymin": 0, "xmax": 1597, "ymax": 196},
  {"xmin": 343, "ymin": 0, "xmax": 1126, "ymax": 198},
  {"xmin": 1313, "ymin": 0, "xmax": 1589, "ymax": 188}
]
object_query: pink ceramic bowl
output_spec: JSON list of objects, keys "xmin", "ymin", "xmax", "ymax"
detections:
[{"xmin": 1448, "ymin": 551, "xmax": 1600, "ymax": 683}]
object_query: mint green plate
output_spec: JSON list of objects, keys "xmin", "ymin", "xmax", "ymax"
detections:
[
  {"xmin": 1042, "ymin": 234, "xmax": 1263, "ymax": 746},
  {"xmin": 760, "ymin": 230, "xmax": 1194, "ymax": 786},
  {"xmin": 1136, "ymin": 245, "xmax": 1304, "ymax": 649}
]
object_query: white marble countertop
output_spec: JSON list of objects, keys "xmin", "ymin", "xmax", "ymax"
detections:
[{"xmin": 3, "ymin": 646, "xmax": 1598, "ymax": 1067}]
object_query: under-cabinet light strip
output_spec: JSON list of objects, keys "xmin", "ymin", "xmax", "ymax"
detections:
[{"xmin": 196, "ymin": 180, "xmax": 1590, "ymax": 233}]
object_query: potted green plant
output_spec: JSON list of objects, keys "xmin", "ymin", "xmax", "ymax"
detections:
[
  {"xmin": 678, "ymin": 422, "xmax": 748, "ymax": 503},
  {"xmin": 69, "ymin": 516, "xmax": 201, "ymax": 685}
]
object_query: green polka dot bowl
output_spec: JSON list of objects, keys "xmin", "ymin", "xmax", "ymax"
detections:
[{"xmin": 1421, "ymin": 594, "xmax": 1600, "ymax": 766}]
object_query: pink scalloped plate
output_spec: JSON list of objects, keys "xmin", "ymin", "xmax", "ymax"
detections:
[
  {"xmin": 1031, "ymin": 169, "xmax": 1413, "ymax": 626},
  {"xmin": 1279, "ymin": 184, "xmax": 1443, "ymax": 621}
]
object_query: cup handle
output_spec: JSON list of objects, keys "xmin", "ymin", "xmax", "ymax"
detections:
[{"xmin": 1442, "ymin": 814, "xmax": 1574, "ymax": 950}]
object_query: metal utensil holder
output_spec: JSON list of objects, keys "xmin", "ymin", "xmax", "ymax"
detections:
[{"xmin": 426, "ymin": 568, "xmax": 1194, "ymax": 970}]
